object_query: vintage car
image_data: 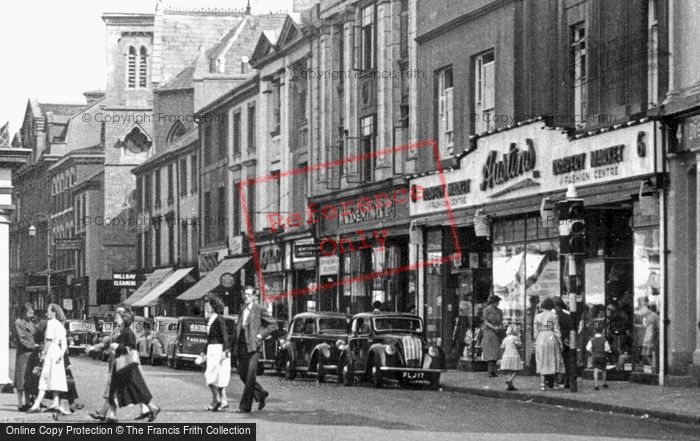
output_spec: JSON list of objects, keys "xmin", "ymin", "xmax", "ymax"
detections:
[
  {"xmin": 64, "ymin": 320, "xmax": 98, "ymax": 355},
  {"xmin": 258, "ymin": 319, "xmax": 287, "ymax": 376},
  {"xmin": 165, "ymin": 317, "xmax": 208, "ymax": 369},
  {"xmin": 337, "ymin": 312, "xmax": 445, "ymax": 389},
  {"xmin": 90, "ymin": 320, "xmax": 116, "ymax": 361},
  {"xmin": 131, "ymin": 316, "xmax": 153, "ymax": 342},
  {"xmin": 279, "ymin": 312, "xmax": 351, "ymax": 382},
  {"xmin": 136, "ymin": 316, "xmax": 178, "ymax": 365}
]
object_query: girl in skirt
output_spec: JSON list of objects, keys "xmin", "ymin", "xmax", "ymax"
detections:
[{"xmin": 499, "ymin": 325, "xmax": 523, "ymax": 391}]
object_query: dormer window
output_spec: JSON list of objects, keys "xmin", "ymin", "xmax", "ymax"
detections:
[
  {"xmin": 127, "ymin": 45, "xmax": 148, "ymax": 89},
  {"xmin": 210, "ymin": 57, "xmax": 225, "ymax": 74}
]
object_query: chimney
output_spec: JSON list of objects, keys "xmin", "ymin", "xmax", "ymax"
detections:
[{"xmin": 83, "ymin": 90, "xmax": 105, "ymax": 106}]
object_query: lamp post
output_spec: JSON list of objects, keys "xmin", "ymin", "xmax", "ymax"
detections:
[{"xmin": 29, "ymin": 215, "xmax": 52, "ymax": 306}]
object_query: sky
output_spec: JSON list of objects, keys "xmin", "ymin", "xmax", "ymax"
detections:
[{"xmin": 0, "ymin": 0, "xmax": 295, "ymax": 139}]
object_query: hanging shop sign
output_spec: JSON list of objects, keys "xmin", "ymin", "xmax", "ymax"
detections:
[
  {"xmin": 410, "ymin": 120, "xmax": 658, "ymax": 217},
  {"xmin": 113, "ymin": 272, "xmax": 137, "ymax": 288}
]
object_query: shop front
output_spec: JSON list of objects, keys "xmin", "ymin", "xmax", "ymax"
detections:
[
  {"xmin": 285, "ymin": 236, "xmax": 317, "ymax": 316},
  {"xmin": 256, "ymin": 240, "xmax": 286, "ymax": 320},
  {"xmin": 312, "ymin": 179, "xmax": 413, "ymax": 315},
  {"xmin": 410, "ymin": 118, "xmax": 664, "ymax": 379}
]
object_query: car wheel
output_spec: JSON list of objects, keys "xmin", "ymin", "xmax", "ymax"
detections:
[
  {"xmin": 340, "ymin": 361, "xmax": 353, "ymax": 386},
  {"xmin": 370, "ymin": 363, "xmax": 383, "ymax": 388},
  {"xmin": 429, "ymin": 373, "xmax": 440, "ymax": 390},
  {"xmin": 257, "ymin": 364, "xmax": 265, "ymax": 376},
  {"xmin": 316, "ymin": 360, "xmax": 326, "ymax": 383},
  {"xmin": 284, "ymin": 358, "xmax": 296, "ymax": 380}
]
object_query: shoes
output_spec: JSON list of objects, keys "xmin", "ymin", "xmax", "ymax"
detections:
[
  {"xmin": 258, "ymin": 391, "xmax": 269, "ymax": 411},
  {"xmin": 602, "ymin": 383, "xmax": 609, "ymax": 389},
  {"xmin": 26, "ymin": 407, "xmax": 41, "ymax": 414},
  {"xmin": 18, "ymin": 405, "xmax": 30, "ymax": 412},
  {"xmin": 74, "ymin": 403, "xmax": 84, "ymax": 410},
  {"xmin": 207, "ymin": 401, "xmax": 222, "ymax": 412},
  {"xmin": 104, "ymin": 417, "xmax": 118, "ymax": 424},
  {"xmin": 594, "ymin": 386, "xmax": 600, "ymax": 390},
  {"xmin": 220, "ymin": 402, "xmax": 229, "ymax": 410},
  {"xmin": 135, "ymin": 412, "xmax": 150, "ymax": 420},
  {"xmin": 488, "ymin": 373, "xmax": 498, "ymax": 378},
  {"xmin": 540, "ymin": 383, "xmax": 546, "ymax": 391},
  {"xmin": 235, "ymin": 409, "xmax": 251, "ymax": 414},
  {"xmin": 89, "ymin": 411, "xmax": 106, "ymax": 421},
  {"xmin": 48, "ymin": 406, "xmax": 70, "ymax": 416},
  {"xmin": 505, "ymin": 381, "xmax": 517, "ymax": 391},
  {"xmin": 148, "ymin": 407, "xmax": 160, "ymax": 422}
]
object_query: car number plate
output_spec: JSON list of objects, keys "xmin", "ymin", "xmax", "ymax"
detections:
[{"xmin": 402, "ymin": 372, "xmax": 424, "ymax": 380}]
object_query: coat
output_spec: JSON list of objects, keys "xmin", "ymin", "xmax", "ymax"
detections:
[
  {"xmin": 534, "ymin": 309, "xmax": 562, "ymax": 375},
  {"xmin": 234, "ymin": 304, "xmax": 275, "ymax": 354},
  {"xmin": 481, "ymin": 304, "xmax": 504, "ymax": 362},
  {"xmin": 13, "ymin": 318, "xmax": 36, "ymax": 391}
]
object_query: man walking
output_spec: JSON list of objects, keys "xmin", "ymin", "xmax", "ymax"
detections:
[
  {"xmin": 554, "ymin": 297, "xmax": 573, "ymax": 388},
  {"xmin": 234, "ymin": 286, "xmax": 275, "ymax": 413}
]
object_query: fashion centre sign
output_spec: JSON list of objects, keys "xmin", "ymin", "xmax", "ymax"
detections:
[{"xmin": 410, "ymin": 120, "xmax": 658, "ymax": 217}]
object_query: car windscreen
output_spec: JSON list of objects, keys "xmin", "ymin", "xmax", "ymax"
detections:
[
  {"xmin": 318, "ymin": 318, "xmax": 348, "ymax": 334},
  {"xmin": 373, "ymin": 317, "xmax": 422, "ymax": 333},
  {"xmin": 68, "ymin": 321, "xmax": 96, "ymax": 332},
  {"xmin": 158, "ymin": 321, "xmax": 177, "ymax": 332}
]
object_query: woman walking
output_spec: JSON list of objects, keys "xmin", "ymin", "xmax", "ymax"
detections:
[
  {"xmin": 27, "ymin": 304, "xmax": 70, "ymax": 418},
  {"xmin": 106, "ymin": 306, "xmax": 160, "ymax": 423},
  {"xmin": 201, "ymin": 294, "xmax": 230, "ymax": 411},
  {"xmin": 482, "ymin": 295, "xmax": 504, "ymax": 377},
  {"xmin": 13, "ymin": 303, "xmax": 38, "ymax": 411},
  {"xmin": 534, "ymin": 297, "xmax": 562, "ymax": 390}
]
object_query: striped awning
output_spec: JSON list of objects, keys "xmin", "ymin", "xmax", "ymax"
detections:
[
  {"xmin": 123, "ymin": 268, "xmax": 172, "ymax": 306},
  {"xmin": 176, "ymin": 256, "xmax": 250, "ymax": 301},
  {"xmin": 131, "ymin": 267, "xmax": 195, "ymax": 307}
]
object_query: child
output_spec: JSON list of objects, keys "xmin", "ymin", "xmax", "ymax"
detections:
[
  {"xmin": 586, "ymin": 323, "xmax": 611, "ymax": 390},
  {"xmin": 499, "ymin": 326, "xmax": 523, "ymax": 391}
]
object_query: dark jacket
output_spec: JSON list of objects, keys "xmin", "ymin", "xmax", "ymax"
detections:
[
  {"xmin": 14, "ymin": 318, "xmax": 36, "ymax": 353},
  {"xmin": 235, "ymin": 304, "xmax": 275, "ymax": 354},
  {"xmin": 207, "ymin": 314, "xmax": 229, "ymax": 347},
  {"xmin": 557, "ymin": 310, "xmax": 573, "ymax": 348}
]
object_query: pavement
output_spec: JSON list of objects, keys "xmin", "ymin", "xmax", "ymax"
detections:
[
  {"xmin": 439, "ymin": 370, "xmax": 700, "ymax": 425},
  {"xmin": 1, "ymin": 349, "xmax": 699, "ymax": 437}
]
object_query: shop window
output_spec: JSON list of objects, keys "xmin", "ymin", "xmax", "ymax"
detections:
[{"xmin": 632, "ymin": 228, "xmax": 661, "ymax": 374}]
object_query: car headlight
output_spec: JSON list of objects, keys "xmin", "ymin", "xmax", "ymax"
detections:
[
  {"xmin": 335, "ymin": 339, "xmax": 345, "ymax": 350},
  {"xmin": 67, "ymin": 336, "xmax": 74, "ymax": 345},
  {"xmin": 385, "ymin": 344, "xmax": 396, "ymax": 356},
  {"xmin": 428, "ymin": 346, "xmax": 439, "ymax": 357},
  {"xmin": 279, "ymin": 338, "xmax": 286, "ymax": 347}
]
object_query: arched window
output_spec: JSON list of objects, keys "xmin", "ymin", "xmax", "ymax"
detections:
[
  {"xmin": 139, "ymin": 46, "xmax": 148, "ymax": 88},
  {"xmin": 124, "ymin": 127, "xmax": 151, "ymax": 154},
  {"xmin": 166, "ymin": 120, "xmax": 187, "ymax": 144},
  {"xmin": 128, "ymin": 46, "xmax": 137, "ymax": 88}
]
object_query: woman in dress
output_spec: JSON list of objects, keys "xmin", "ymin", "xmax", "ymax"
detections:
[
  {"xmin": 106, "ymin": 306, "xmax": 160, "ymax": 423},
  {"xmin": 201, "ymin": 294, "xmax": 230, "ymax": 411},
  {"xmin": 481, "ymin": 295, "xmax": 504, "ymax": 377},
  {"xmin": 13, "ymin": 303, "xmax": 38, "ymax": 411},
  {"xmin": 534, "ymin": 297, "xmax": 562, "ymax": 390},
  {"xmin": 27, "ymin": 304, "xmax": 70, "ymax": 417}
]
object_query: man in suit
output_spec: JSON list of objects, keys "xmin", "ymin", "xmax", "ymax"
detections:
[
  {"xmin": 234, "ymin": 286, "xmax": 275, "ymax": 413},
  {"xmin": 555, "ymin": 297, "xmax": 573, "ymax": 388}
]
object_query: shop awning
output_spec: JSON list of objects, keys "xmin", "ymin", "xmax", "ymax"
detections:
[
  {"xmin": 176, "ymin": 256, "xmax": 250, "ymax": 301},
  {"xmin": 131, "ymin": 267, "xmax": 195, "ymax": 307},
  {"xmin": 123, "ymin": 268, "xmax": 173, "ymax": 306}
]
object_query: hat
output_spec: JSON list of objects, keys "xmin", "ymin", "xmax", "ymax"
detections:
[{"xmin": 487, "ymin": 295, "xmax": 501, "ymax": 305}]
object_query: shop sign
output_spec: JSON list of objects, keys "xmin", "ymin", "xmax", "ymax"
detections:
[
  {"xmin": 54, "ymin": 238, "xmax": 83, "ymax": 251},
  {"xmin": 410, "ymin": 120, "xmax": 658, "ymax": 217},
  {"xmin": 319, "ymin": 255, "xmax": 340, "ymax": 276},
  {"xmin": 62, "ymin": 298, "xmax": 73, "ymax": 311},
  {"xmin": 113, "ymin": 272, "xmax": 137, "ymax": 287},
  {"xmin": 679, "ymin": 114, "xmax": 700, "ymax": 151},
  {"xmin": 293, "ymin": 238, "xmax": 317, "ymax": 262},
  {"xmin": 259, "ymin": 243, "xmax": 283, "ymax": 273},
  {"xmin": 229, "ymin": 235, "xmax": 246, "ymax": 255}
]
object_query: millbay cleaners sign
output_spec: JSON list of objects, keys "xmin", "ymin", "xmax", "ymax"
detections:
[{"xmin": 410, "ymin": 120, "xmax": 658, "ymax": 217}]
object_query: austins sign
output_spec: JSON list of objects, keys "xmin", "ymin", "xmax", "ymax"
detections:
[{"xmin": 480, "ymin": 139, "xmax": 537, "ymax": 191}]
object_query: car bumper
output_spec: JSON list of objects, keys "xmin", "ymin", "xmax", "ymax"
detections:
[
  {"xmin": 379, "ymin": 367, "xmax": 443, "ymax": 375},
  {"xmin": 175, "ymin": 354, "xmax": 199, "ymax": 361}
]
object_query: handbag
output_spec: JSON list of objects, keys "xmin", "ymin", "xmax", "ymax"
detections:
[{"xmin": 115, "ymin": 349, "xmax": 140, "ymax": 373}]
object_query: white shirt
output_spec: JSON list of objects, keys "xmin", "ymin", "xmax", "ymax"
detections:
[{"xmin": 241, "ymin": 304, "xmax": 252, "ymax": 326}]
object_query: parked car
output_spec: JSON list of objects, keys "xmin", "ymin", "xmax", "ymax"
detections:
[
  {"xmin": 90, "ymin": 320, "xmax": 116, "ymax": 361},
  {"xmin": 136, "ymin": 316, "xmax": 178, "ymax": 365},
  {"xmin": 165, "ymin": 317, "xmax": 207, "ymax": 369},
  {"xmin": 64, "ymin": 320, "xmax": 97, "ymax": 355},
  {"xmin": 279, "ymin": 312, "xmax": 351, "ymax": 382},
  {"xmin": 131, "ymin": 316, "xmax": 153, "ymax": 342},
  {"xmin": 259, "ymin": 319, "xmax": 287, "ymax": 376},
  {"xmin": 337, "ymin": 312, "xmax": 445, "ymax": 389}
]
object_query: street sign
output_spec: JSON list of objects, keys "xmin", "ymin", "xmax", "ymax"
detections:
[{"xmin": 54, "ymin": 238, "xmax": 82, "ymax": 250}]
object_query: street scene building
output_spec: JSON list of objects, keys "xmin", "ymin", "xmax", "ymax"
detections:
[{"xmin": 3, "ymin": 0, "xmax": 700, "ymax": 436}]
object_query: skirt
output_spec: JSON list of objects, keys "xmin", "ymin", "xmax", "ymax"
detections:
[
  {"xmin": 14, "ymin": 349, "xmax": 33, "ymax": 391},
  {"xmin": 481, "ymin": 329, "xmax": 501, "ymax": 361},
  {"xmin": 535, "ymin": 331, "xmax": 562, "ymax": 375},
  {"xmin": 110, "ymin": 363, "xmax": 152, "ymax": 408},
  {"xmin": 38, "ymin": 343, "xmax": 67, "ymax": 392},
  {"xmin": 205, "ymin": 344, "xmax": 230, "ymax": 388},
  {"xmin": 500, "ymin": 355, "xmax": 523, "ymax": 371}
]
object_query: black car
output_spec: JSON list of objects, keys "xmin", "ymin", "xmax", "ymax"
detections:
[
  {"xmin": 259, "ymin": 319, "xmax": 287, "ymax": 376},
  {"xmin": 279, "ymin": 312, "xmax": 351, "ymax": 382},
  {"xmin": 166, "ymin": 317, "xmax": 208, "ymax": 369},
  {"xmin": 337, "ymin": 312, "xmax": 445, "ymax": 389},
  {"xmin": 64, "ymin": 320, "xmax": 97, "ymax": 355}
]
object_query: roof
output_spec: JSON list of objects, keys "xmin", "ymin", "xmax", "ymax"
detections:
[
  {"xmin": 37, "ymin": 103, "xmax": 87, "ymax": 119},
  {"xmin": 291, "ymin": 312, "xmax": 351, "ymax": 320},
  {"xmin": 158, "ymin": 63, "xmax": 197, "ymax": 91},
  {"xmin": 132, "ymin": 128, "xmax": 198, "ymax": 174}
]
